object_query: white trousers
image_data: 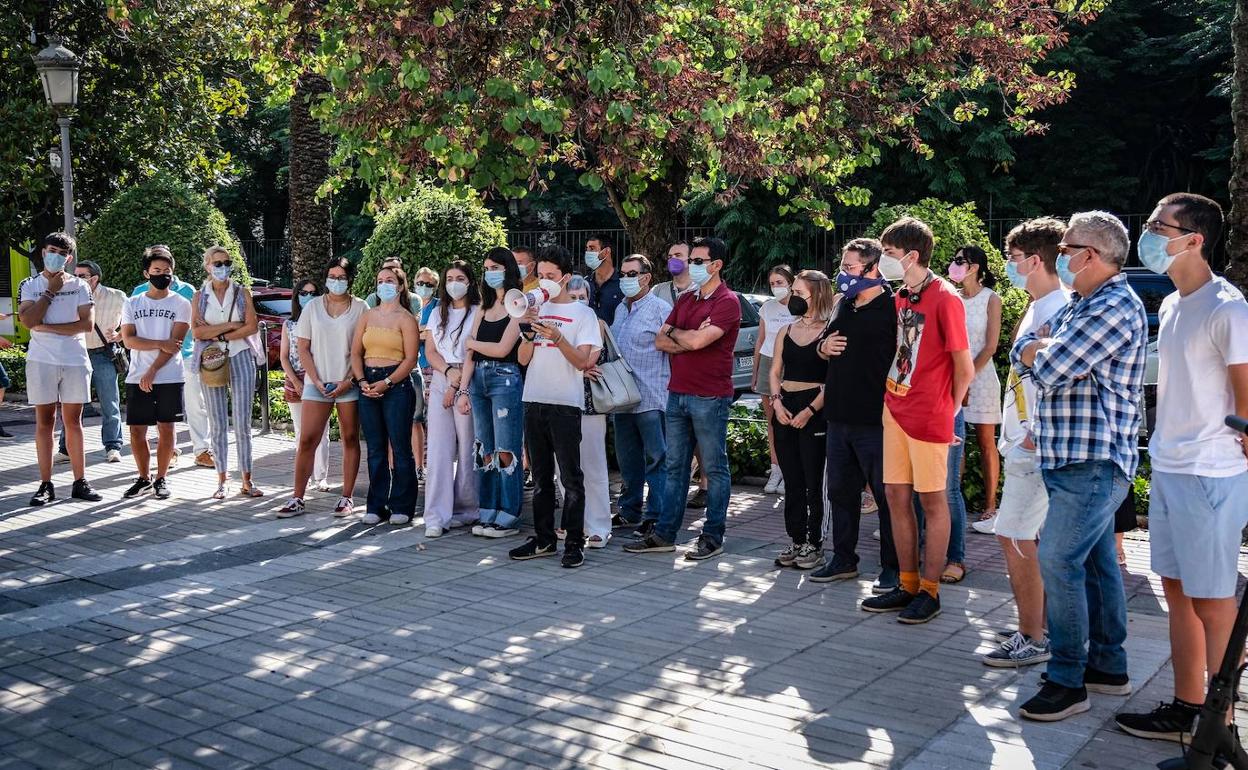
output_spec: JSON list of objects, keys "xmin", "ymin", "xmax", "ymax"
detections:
[
  {"xmin": 581, "ymin": 414, "xmax": 611, "ymax": 540},
  {"xmin": 182, "ymin": 365, "xmax": 211, "ymax": 454},
  {"xmin": 425, "ymin": 370, "xmax": 479, "ymax": 527},
  {"xmin": 290, "ymin": 401, "xmax": 330, "ymax": 483}
]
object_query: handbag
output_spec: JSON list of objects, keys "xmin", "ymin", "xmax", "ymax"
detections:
[
  {"xmin": 589, "ymin": 323, "xmax": 642, "ymax": 414},
  {"xmin": 198, "ymin": 287, "xmax": 234, "ymax": 387},
  {"xmin": 95, "ymin": 324, "xmax": 128, "ymax": 375}
]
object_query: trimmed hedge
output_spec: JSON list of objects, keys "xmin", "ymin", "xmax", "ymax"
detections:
[
  {"xmin": 354, "ymin": 185, "xmax": 506, "ymax": 295},
  {"xmin": 77, "ymin": 173, "xmax": 250, "ymax": 293}
]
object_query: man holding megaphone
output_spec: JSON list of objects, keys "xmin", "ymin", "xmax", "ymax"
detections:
[{"xmin": 508, "ymin": 245, "xmax": 603, "ymax": 569}]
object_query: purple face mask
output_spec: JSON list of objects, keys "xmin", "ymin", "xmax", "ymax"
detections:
[{"xmin": 667, "ymin": 257, "xmax": 686, "ymax": 276}]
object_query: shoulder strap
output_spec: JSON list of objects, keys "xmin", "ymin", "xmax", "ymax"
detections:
[
  {"xmin": 599, "ymin": 323, "xmax": 633, "ymax": 372},
  {"xmin": 93, "ymin": 323, "xmax": 109, "ymax": 345}
]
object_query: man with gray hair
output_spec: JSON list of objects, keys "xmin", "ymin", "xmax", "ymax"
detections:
[{"xmin": 1011, "ymin": 211, "xmax": 1147, "ymax": 722}]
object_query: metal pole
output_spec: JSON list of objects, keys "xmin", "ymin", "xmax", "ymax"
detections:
[
  {"xmin": 257, "ymin": 320, "xmax": 271, "ymax": 434},
  {"xmin": 57, "ymin": 116, "xmax": 74, "ymax": 236}
]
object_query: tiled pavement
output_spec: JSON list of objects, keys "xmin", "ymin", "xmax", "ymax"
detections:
[{"xmin": 0, "ymin": 402, "xmax": 1242, "ymax": 769}]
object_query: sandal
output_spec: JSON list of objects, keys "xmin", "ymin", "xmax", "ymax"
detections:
[
  {"xmin": 211, "ymin": 484, "xmax": 228, "ymax": 500},
  {"xmin": 239, "ymin": 484, "xmax": 265, "ymax": 498},
  {"xmin": 940, "ymin": 562, "xmax": 967, "ymax": 584}
]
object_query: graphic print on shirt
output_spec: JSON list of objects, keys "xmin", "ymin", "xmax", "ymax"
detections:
[{"xmin": 886, "ymin": 306, "xmax": 926, "ymax": 397}]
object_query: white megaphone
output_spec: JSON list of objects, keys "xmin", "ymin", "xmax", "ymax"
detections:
[{"xmin": 504, "ymin": 279, "xmax": 563, "ymax": 318}]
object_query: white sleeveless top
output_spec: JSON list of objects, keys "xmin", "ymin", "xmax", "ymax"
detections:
[{"xmin": 203, "ymin": 283, "xmax": 251, "ymax": 357}]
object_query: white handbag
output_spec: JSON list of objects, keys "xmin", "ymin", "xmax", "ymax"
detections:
[{"xmin": 589, "ymin": 324, "xmax": 642, "ymax": 414}]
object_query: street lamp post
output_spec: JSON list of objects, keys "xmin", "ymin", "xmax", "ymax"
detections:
[{"xmin": 33, "ymin": 36, "xmax": 80, "ymax": 237}]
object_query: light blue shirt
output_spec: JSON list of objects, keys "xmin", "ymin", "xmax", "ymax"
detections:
[
  {"xmin": 131, "ymin": 276, "xmax": 196, "ymax": 358},
  {"xmin": 610, "ymin": 290, "xmax": 672, "ymax": 413}
]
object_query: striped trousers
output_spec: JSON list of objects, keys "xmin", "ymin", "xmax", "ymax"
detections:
[{"xmin": 201, "ymin": 351, "xmax": 257, "ymax": 475}]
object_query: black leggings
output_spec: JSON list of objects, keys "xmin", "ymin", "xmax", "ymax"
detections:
[{"xmin": 772, "ymin": 388, "xmax": 827, "ymax": 547}]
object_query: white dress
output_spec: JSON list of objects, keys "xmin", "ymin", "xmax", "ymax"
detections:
[{"xmin": 963, "ymin": 288, "xmax": 1002, "ymax": 425}]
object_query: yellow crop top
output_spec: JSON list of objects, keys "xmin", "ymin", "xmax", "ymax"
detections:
[{"xmin": 362, "ymin": 325, "xmax": 405, "ymax": 362}]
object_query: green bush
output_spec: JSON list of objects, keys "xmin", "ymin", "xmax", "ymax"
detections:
[
  {"xmin": 0, "ymin": 346, "xmax": 26, "ymax": 395},
  {"xmin": 77, "ymin": 173, "xmax": 250, "ymax": 293},
  {"xmin": 727, "ymin": 403, "xmax": 769, "ymax": 480},
  {"xmin": 355, "ymin": 185, "xmax": 507, "ymax": 295}
]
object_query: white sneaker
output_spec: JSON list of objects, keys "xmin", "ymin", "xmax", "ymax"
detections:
[
  {"xmin": 763, "ymin": 464, "xmax": 781, "ymax": 494},
  {"xmin": 425, "ymin": 525, "xmax": 443, "ymax": 538},
  {"xmin": 389, "ymin": 514, "xmax": 411, "ymax": 526},
  {"xmin": 105, "ymin": 449, "xmax": 122, "ymax": 464},
  {"xmin": 448, "ymin": 519, "xmax": 466, "ymax": 530},
  {"xmin": 587, "ymin": 534, "xmax": 611, "ymax": 549},
  {"xmin": 472, "ymin": 524, "xmax": 486, "ymax": 536},
  {"xmin": 361, "ymin": 512, "xmax": 382, "ymax": 525},
  {"xmin": 481, "ymin": 525, "xmax": 519, "ymax": 538},
  {"xmin": 54, "ymin": 451, "xmax": 71, "ymax": 464},
  {"xmin": 971, "ymin": 514, "xmax": 997, "ymax": 535}
]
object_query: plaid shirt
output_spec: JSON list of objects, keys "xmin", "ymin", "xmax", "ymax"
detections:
[
  {"xmin": 1010, "ymin": 272, "xmax": 1147, "ymax": 479},
  {"xmin": 610, "ymin": 290, "xmax": 673, "ymax": 413}
]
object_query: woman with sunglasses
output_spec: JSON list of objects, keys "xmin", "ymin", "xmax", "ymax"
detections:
[
  {"xmin": 949, "ymin": 246, "xmax": 1002, "ymax": 546},
  {"xmin": 190, "ymin": 246, "xmax": 265, "ymax": 499},
  {"xmin": 412, "ymin": 267, "xmax": 440, "ymax": 477},
  {"xmin": 280, "ymin": 279, "xmax": 330, "ymax": 492}
]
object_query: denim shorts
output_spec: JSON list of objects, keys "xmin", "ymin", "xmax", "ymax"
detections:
[
  {"xmin": 302, "ymin": 380, "xmax": 360, "ymax": 403},
  {"xmin": 0, "ymin": 359, "xmax": 9, "ymax": 390}
]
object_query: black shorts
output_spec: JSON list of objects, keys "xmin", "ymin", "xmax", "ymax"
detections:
[{"xmin": 126, "ymin": 383, "xmax": 185, "ymax": 426}]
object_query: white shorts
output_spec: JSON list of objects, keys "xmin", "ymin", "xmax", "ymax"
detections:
[
  {"xmin": 993, "ymin": 460, "xmax": 1049, "ymax": 541},
  {"xmin": 26, "ymin": 361, "xmax": 91, "ymax": 406},
  {"xmin": 1149, "ymin": 471, "xmax": 1248, "ymax": 599}
]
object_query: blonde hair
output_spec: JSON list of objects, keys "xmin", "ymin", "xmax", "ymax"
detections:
[
  {"xmin": 415, "ymin": 266, "xmax": 439, "ymax": 284},
  {"xmin": 795, "ymin": 269, "xmax": 834, "ymax": 320},
  {"xmin": 202, "ymin": 245, "xmax": 230, "ymax": 267}
]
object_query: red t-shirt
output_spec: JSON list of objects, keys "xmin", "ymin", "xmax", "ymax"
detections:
[
  {"xmin": 666, "ymin": 281, "xmax": 742, "ymax": 398},
  {"xmin": 884, "ymin": 276, "xmax": 969, "ymax": 443}
]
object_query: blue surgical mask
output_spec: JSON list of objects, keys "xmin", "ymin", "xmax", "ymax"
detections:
[
  {"xmin": 689, "ymin": 263, "xmax": 710, "ymax": 286},
  {"xmin": 326, "ymin": 278, "xmax": 349, "ymax": 296},
  {"xmin": 414, "ymin": 285, "xmax": 434, "ymax": 301},
  {"xmin": 835, "ymin": 271, "xmax": 885, "ymax": 301},
  {"xmin": 484, "ymin": 270, "xmax": 506, "ymax": 289},
  {"xmin": 517, "ymin": 264, "xmax": 528, "ymax": 281},
  {"xmin": 585, "ymin": 251, "xmax": 603, "ymax": 270},
  {"xmin": 298, "ymin": 293, "xmax": 315, "ymax": 308},
  {"xmin": 620, "ymin": 276, "xmax": 642, "ymax": 298},
  {"xmin": 1138, "ymin": 231, "xmax": 1186, "ymax": 275},
  {"xmin": 376, "ymin": 283, "xmax": 399, "ymax": 302},
  {"xmin": 211, "ymin": 265, "xmax": 231, "ymax": 282},
  {"xmin": 1055, "ymin": 253, "xmax": 1083, "ymax": 288},
  {"xmin": 1004, "ymin": 260, "xmax": 1026, "ymax": 289},
  {"xmin": 43, "ymin": 250, "xmax": 67, "ymax": 273}
]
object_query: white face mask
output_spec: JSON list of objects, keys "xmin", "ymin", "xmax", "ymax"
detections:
[
  {"xmin": 770, "ymin": 285, "xmax": 790, "ymax": 299},
  {"xmin": 446, "ymin": 282, "xmax": 468, "ymax": 300},
  {"xmin": 878, "ymin": 254, "xmax": 907, "ymax": 282}
]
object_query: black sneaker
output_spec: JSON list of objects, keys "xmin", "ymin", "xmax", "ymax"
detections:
[
  {"xmin": 810, "ymin": 559, "xmax": 859, "ymax": 583},
  {"xmin": 0, "ymin": 425, "xmax": 12, "ymax": 438},
  {"xmin": 1019, "ymin": 681, "xmax": 1090, "ymax": 722},
  {"xmin": 509, "ymin": 537, "xmax": 557, "ymax": 561},
  {"xmin": 71, "ymin": 478, "xmax": 102, "ymax": 502},
  {"xmin": 632, "ymin": 520, "xmax": 656, "ymax": 539},
  {"xmin": 29, "ymin": 482, "xmax": 55, "ymax": 506},
  {"xmin": 622, "ymin": 533, "xmax": 676, "ymax": 553},
  {"xmin": 1042, "ymin": 666, "xmax": 1132, "ymax": 696},
  {"xmin": 684, "ymin": 536, "xmax": 722, "ymax": 561},
  {"xmin": 561, "ymin": 543, "xmax": 585, "ymax": 569},
  {"xmin": 152, "ymin": 478, "xmax": 171, "ymax": 500},
  {"xmin": 1115, "ymin": 700, "xmax": 1200, "ymax": 743},
  {"xmin": 861, "ymin": 587, "xmax": 915, "ymax": 613},
  {"xmin": 898, "ymin": 591, "xmax": 942, "ymax": 624},
  {"xmin": 611, "ymin": 514, "xmax": 640, "ymax": 530},
  {"xmin": 123, "ymin": 478, "xmax": 154, "ymax": 499},
  {"xmin": 686, "ymin": 488, "xmax": 708, "ymax": 509}
]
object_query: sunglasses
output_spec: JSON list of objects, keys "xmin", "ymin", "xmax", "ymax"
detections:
[
  {"xmin": 211, "ymin": 260, "xmax": 232, "ymax": 269},
  {"xmin": 951, "ymin": 256, "xmax": 971, "ymax": 265},
  {"xmin": 74, "ymin": 273, "xmax": 92, "ymax": 280},
  {"xmin": 620, "ymin": 270, "xmax": 649, "ymax": 278},
  {"xmin": 298, "ymin": 290, "xmax": 318, "ymax": 297},
  {"xmin": 415, "ymin": 281, "xmax": 436, "ymax": 288},
  {"xmin": 688, "ymin": 257, "xmax": 718, "ymax": 266}
]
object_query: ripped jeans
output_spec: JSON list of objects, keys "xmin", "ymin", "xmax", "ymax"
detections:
[{"xmin": 469, "ymin": 361, "xmax": 525, "ymax": 527}]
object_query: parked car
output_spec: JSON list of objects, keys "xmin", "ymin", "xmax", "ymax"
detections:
[
  {"xmin": 732, "ymin": 292, "xmax": 761, "ymax": 399},
  {"xmin": 1124, "ymin": 268, "xmax": 1174, "ymax": 447},
  {"xmin": 251, "ymin": 286, "xmax": 292, "ymax": 369}
]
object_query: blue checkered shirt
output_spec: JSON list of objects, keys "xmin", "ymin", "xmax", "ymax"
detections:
[
  {"xmin": 1010, "ymin": 272, "xmax": 1147, "ymax": 479},
  {"xmin": 610, "ymin": 291, "xmax": 673, "ymax": 413}
]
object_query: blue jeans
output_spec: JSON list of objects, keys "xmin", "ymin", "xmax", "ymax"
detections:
[
  {"xmin": 914, "ymin": 409, "xmax": 969, "ymax": 563},
  {"xmin": 469, "ymin": 362, "xmax": 524, "ymax": 527},
  {"xmin": 612, "ymin": 410, "xmax": 667, "ymax": 525},
  {"xmin": 59, "ymin": 348, "xmax": 123, "ymax": 453},
  {"xmin": 1040, "ymin": 460, "xmax": 1130, "ymax": 689},
  {"xmin": 655, "ymin": 394, "xmax": 731, "ymax": 547},
  {"xmin": 358, "ymin": 365, "xmax": 417, "ymax": 517}
]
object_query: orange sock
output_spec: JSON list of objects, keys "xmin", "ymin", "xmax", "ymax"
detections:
[
  {"xmin": 919, "ymin": 578, "xmax": 940, "ymax": 598},
  {"xmin": 900, "ymin": 571, "xmax": 920, "ymax": 594}
]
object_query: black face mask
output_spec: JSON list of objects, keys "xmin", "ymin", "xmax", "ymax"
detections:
[
  {"xmin": 149, "ymin": 274, "xmax": 173, "ymax": 290},
  {"xmin": 787, "ymin": 296, "xmax": 809, "ymax": 317}
]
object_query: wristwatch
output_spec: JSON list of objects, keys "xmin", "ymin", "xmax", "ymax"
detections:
[
  {"xmin": 665, "ymin": 326, "xmax": 676, "ymax": 339},
  {"xmin": 383, "ymin": 376, "xmax": 393, "ymax": 387}
]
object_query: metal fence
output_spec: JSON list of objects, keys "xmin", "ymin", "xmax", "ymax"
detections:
[{"xmin": 239, "ymin": 239, "xmax": 289, "ymax": 285}]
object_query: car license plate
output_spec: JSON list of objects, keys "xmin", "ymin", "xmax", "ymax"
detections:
[{"xmin": 736, "ymin": 355, "xmax": 753, "ymax": 370}]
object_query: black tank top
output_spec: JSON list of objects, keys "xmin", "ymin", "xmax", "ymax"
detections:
[
  {"xmin": 472, "ymin": 315, "xmax": 520, "ymax": 363},
  {"xmin": 780, "ymin": 329, "xmax": 827, "ymax": 384}
]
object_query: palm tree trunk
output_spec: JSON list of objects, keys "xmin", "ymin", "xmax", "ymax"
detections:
[
  {"xmin": 288, "ymin": 72, "xmax": 333, "ymax": 283},
  {"xmin": 1227, "ymin": 0, "xmax": 1248, "ymax": 289}
]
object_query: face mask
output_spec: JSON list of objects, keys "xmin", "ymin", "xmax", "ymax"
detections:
[
  {"xmin": 446, "ymin": 282, "xmax": 468, "ymax": 300},
  {"xmin": 787, "ymin": 296, "xmax": 809, "ymax": 317},
  {"xmin": 1055, "ymin": 251, "xmax": 1090, "ymax": 288},
  {"xmin": 43, "ymin": 250, "xmax": 68, "ymax": 273},
  {"xmin": 771, "ymin": 285, "xmax": 790, "ymax": 299},
  {"xmin": 667, "ymin": 257, "xmax": 686, "ymax": 276},
  {"xmin": 517, "ymin": 264, "xmax": 528, "ymax": 281},
  {"xmin": 585, "ymin": 251, "xmax": 602, "ymax": 270},
  {"xmin": 326, "ymin": 278, "xmax": 349, "ymax": 296},
  {"xmin": 211, "ymin": 265, "xmax": 231, "ymax": 282},
  {"xmin": 484, "ymin": 270, "xmax": 506, "ymax": 289},
  {"xmin": 1004, "ymin": 261, "xmax": 1025, "ymax": 290},
  {"xmin": 878, "ymin": 254, "xmax": 906, "ymax": 282},
  {"xmin": 298, "ymin": 293, "xmax": 315, "ymax": 308},
  {"xmin": 149, "ymin": 274, "xmax": 173, "ymax": 291},
  {"xmin": 376, "ymin": 283, "xmax": 399, "ymax": 302},
  {"xmin": 689, "ymin": 263, "xmax": 711, "ymax": 287},
  {"xmin": 836, "ymin": 271, "xmax": 885, "ymax": 301},
  {"xmin": 620, "ymin": 276, "xmax": 643, "ymax": 298},
  {"xmin": 414, "ymin": 285, "xmax": 434, "ymax": 300},
  {"xmin": 1138, "ymin": 231, "xmax": 1187, "ymax": 275},
  {"xmin": 948, "ymin": 262, "xmax": 969, "ymax": 283}
]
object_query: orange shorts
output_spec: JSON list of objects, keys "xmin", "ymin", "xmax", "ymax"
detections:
[{"xmin": 882, "ymin": 406, "xmax": 950, "ymax": 494}]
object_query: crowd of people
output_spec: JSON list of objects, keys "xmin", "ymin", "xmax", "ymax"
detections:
[{"xmin": 9, "ymin": 191, "xmax": 1247, "ymax": 738}]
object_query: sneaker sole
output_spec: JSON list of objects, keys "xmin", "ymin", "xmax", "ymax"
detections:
[
  {"xmin": 124, "ymin": 487, "xmax": 155, "ymax": 500},
  {"xmin": 481, "ymin": 530, "xmax": 520, "ymax": 539},
  {"xmin": 1020, "ymin": 698, "xmax": 1090, "ymax": 722},
  {"xmin": 809, "ymin": 570, "xmax": 858, "ymax": 583},
  {"xmin": 872, "ymin": 584, "xmax": 900, "ymax": 595},
  {"xmin": 793, "ymin": 560, "xmax": 825, "ymax": 571},
  {"xmin": 586, "ymin": 542, "xmax": 609, "ymax": 549},
  {"xmin": 561, "ymin": 558, "xmax": 584, "ymax": 568},
  {"xmin": 623, "ymin": 545, "xmax": 676, "ymax": 554},
  {"xmin": 684, "ymin": 548, "xmax": 723, "ymax": 561},
  {"xmin": 1040, "ymin": 673, "xmax": 1132, "ymax": 696},
  {"xmin": 898, "ymin": 607, "xmax": 943, "ymax": 625},
  {"xmin": 510, "ymin": 550, "xmax": 557, "ymax": 561},
  {"xmin": 982, "ymin": 651, "xmax": 1051, "ymax": 668},
  {"xmin": 774, "ymin": 559, "xmax": 797, "ymax": 568},
  {"xmin": 1115, "ymin": 724, "xmax": 1190, "ymax": 743},
  {"xmin": 153, "ymin": 492, "xmax": 170, "ymax": 500},
  {"xmin": 861, "ymin": 602, "xmax": 909, "ymax": 613},
  {"xmin": 275, "ymin": 510, "xmax": 305, "ymax": 519}
]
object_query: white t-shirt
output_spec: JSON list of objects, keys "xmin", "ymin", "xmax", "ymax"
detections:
[
  {"xmin": 19, "ymin": 273, "xmax": 93, "ymax": 367},
  {"xmin": 523, "ymin": 300, "xmax": 603, "ymax": 408},
  {"xmin": 295, "ymin": 295, "xmax": 368, "ymax": 383},
  {"xmin": 758, "ymin": 298, "xmax": 796, "ymax": 357},
  {"xmin": 122, "ymin": 293, "xmax": 192, "ymax": 384},
  {"xmin": 999, "ymin": 287, "xmax": 1071, "ymax": 465},
  {"xmin": 425, "ymin": 305, "xmax": 478, "ymax": 365},
  {"xmin": 1151, "ymin": 276, "xmax": 1248, "ymax": 477}
]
